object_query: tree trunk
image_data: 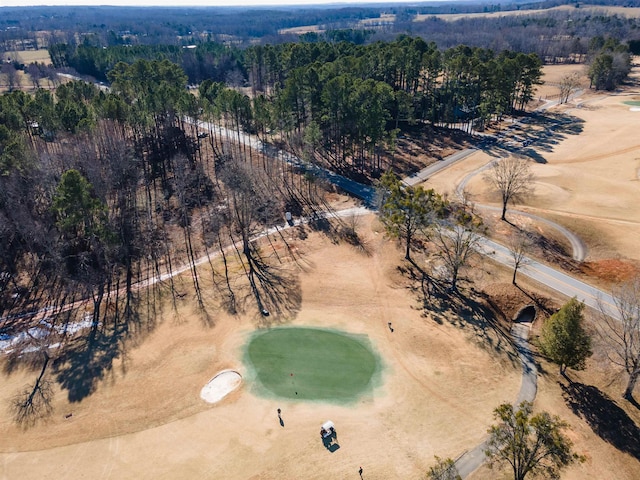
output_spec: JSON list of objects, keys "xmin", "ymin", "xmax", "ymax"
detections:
[
  {"xmin": 623, "ymin": 371, "xmax": 638, "ymax": 400},
  {"xmin": 405, "ymin": 226, "xmax": 412, "ymax": 261},
  {"xmin": 512, "ymin": 266, "xmax": 518, "ymax": 285},
  {"xmin": 501, "ymin": 201, "xmax": 508, "ymax": 221}
]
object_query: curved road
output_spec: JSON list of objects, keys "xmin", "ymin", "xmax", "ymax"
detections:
[{"xmin": 455, "ymin": 159, "xmax": 587, "ymax": 262}]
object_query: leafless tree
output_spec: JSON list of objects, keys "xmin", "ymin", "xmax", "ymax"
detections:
[
  {"xmin": 484, "ymin": 156, "xmax": 533, "ymax": 221},
  {"xmin": 26, "ymin": 63, "xmax": 44, "ymax": 90},
  {"xmin": 508, "ymin": 233, "xmax": 532, "ymax": 285},
  {"xmin": 558, "ymin": 72, "xmax": 581, "ymax": 104},
  {"xmin": 432, "ymin": 222, "xmax": 482, "ymax": 292},
  {"xmin": 220, "ymin": 159, "xmax": 280, "ymax": 314},
  {"xmin": 597, "ymin": 277, "xmax": 640, "ymax": 400},
  {"xmin": 1, "ymin": 63, "xmax": 20, "ymax": 92}
]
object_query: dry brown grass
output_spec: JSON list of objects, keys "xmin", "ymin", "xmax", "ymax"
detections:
[
  {"xmin": 0, "ymin": 216, "xmax": 525, "ymax": 479},
  {"xmin": 6, "ymin": 49, "xmax": 52, "ymax": 65}
]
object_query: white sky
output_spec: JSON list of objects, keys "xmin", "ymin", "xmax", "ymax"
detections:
[{"xmin": 2, "ymin": 0, "xmax": 419, "ymax": 7}]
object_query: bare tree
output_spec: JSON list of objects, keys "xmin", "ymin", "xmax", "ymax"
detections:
[
  {"xmin": 508, "ymin": 233, "xmax": 532, "ymax": 285},
  {"xmin": 26, "ymin": 62, "xmax": 44, "ymax": 90},
  {"xmin": 220, "ymin": 159, "xmax": 280, "ymax": 314},
  {"xmin": 558, "ymin": 72, "xmax": 581, "ymax": 104},
  {"xmin": 484, "ymin": 156, "xmax": 533, "ymax": 222},
  {"xmin": 1, "ymin": 63, "xmax": 20, "ymax": 92},
  {"xmin": 432, "ymin": 222, "xmax": 482, "ymax": 292},
  {"xmin": 597, "ymin": 277, "xmax": 640, "ymax": 400}
]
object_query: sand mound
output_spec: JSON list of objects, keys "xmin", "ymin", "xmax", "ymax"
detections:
[{"xmin": 200, "ymin": 370, "xmax": 242, "ymax": 404}]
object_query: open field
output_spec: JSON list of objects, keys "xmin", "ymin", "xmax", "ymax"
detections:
[
  {"xmin": 3, "ymin": 50, "xmax": 52, "ymax": 65},
  {"xmin": 534, "ymin": 64, "xmax": 589, "ymax": 100},
  {"xmin": 415, "ymin": 5, "xmax": 640, "ymax": 22},
  {"xmin": 2, "ymin": 210, "xmax": 638, "ymax": 479},
  {"xmin": 278, "ymin": 25, "xmax": 324, "ymax": 35}
]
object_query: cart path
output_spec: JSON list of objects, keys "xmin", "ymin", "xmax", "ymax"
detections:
[
  {"xmin": 454, "ymin": 319, "xmax": 537, "ymax": 478},
  {"xmin": 453, "ymin": 158, "xmax": 587, "ymax": 261}
]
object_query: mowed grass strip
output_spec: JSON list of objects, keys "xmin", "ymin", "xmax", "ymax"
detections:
[{"xmin": 247, "ymin": 327, "xmax": 378, "ymax": 401}]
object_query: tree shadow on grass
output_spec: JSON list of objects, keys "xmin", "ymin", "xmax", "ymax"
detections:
[
  {"xmin": 481, "ymin": 112, "xmax": 585, "ymax": 164},
  {"xmin": 560, "ymin": 381, "xmax": 640, "ymax": 460},
  {"xmin": 243, "ymin": 245, "xmax": 302, "ymax": 328},
  {"xmin": 54, "ymin": 322, "xmax": 124, "ymax": 402},
  {"xmin": 53, "ymin": 289, "xmax": 148, "ymax": 403},
  {"xmin": 399, "ymin": 261, "xmax": 519, "ymax": 367}
]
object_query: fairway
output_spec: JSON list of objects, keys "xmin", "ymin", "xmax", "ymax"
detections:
[{"xmin": 246, "ymin": 327, "xmax": 380, "ymax": 402}]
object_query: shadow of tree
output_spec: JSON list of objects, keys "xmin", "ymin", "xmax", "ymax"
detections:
[
  {"xmin": 53, "ymin": 290, "xmax": 145, "ymax": 403},
  {"xmin": 561, "ymin": 381, "xmax": 640, "ymax": 460},
  {"xmin": 480, "ymin": 112, "xmax": 586, "ymax": 164},
  {"xmin": 242, "ymin": 243, "xmax": 302, "ymax": 328},
  {"xmin": 399, "ymin": 262, "xmax": 520, "ymax": 367}
]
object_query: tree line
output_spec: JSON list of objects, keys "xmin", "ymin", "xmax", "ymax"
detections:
[{"xmin": 54, "ymin": 38, "xmax": 543, "ymax": 178}]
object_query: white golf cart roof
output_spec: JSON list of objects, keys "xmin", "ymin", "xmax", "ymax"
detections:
[{"xmin": 322, "ymin": 420, "xmax": 335, "ymax": 430}]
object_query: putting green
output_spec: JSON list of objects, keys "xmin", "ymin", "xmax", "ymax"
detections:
[
  {"xmin": 623, "ymin": 100, "xmax": 640, "ymax": 106},
  {"xmin": 245, "ymin": 327, "xmax": 381, "ymax": 402}
]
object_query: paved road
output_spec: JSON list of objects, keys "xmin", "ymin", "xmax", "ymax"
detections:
[
  {"xmin": 477, "ymin": 236, "xmax": 619, "ymax": 319},
  {"xmin": 187, "ymin": 118, "xmax": 378, "ymax": 207},
  {"xmin": 4, "ymin": 112, "xmax": 612, "ymax": 474},
  {"xmin": 454, "ymin": 318, "xmax": 537, "ymax": 478},
  {"xmin": 403, "ymin": 148, "xmax": 478, "ymax": 186}
]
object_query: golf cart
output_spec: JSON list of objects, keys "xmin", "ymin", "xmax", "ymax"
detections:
[{"xmin": 320, "ymin": 420, "xmax": 336, "ymax": 438}]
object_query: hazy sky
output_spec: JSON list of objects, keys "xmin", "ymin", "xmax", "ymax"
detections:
[{"xmin": 2, "ymin": 0, "xmax": 416, "ymax": 7}]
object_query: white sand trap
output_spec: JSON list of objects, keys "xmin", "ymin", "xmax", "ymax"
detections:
[
  {"xmin": 200, "ymin": 370, "xmax": 242, "ymax": 404},
  {"xmin": 630, "ymin": 107, "xmax": 640, "ymax": 111}
]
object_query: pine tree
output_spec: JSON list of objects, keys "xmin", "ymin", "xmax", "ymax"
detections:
[{"xmin": 539, "ymin": 297, "xmax": 592, "ymax": 376}]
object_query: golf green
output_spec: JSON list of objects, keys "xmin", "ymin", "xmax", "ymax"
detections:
[
  {"xmin": 245, "ymin": 327, "xmax": 380, "ymax": 402},
  {"xmin": 623, "ymin": 100, "xmax": 640, "ymax": 106}
]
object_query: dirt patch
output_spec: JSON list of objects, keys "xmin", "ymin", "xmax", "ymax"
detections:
[{"xmin": 581, "ymin": 259, "xmax": 640, "ymax": 285}]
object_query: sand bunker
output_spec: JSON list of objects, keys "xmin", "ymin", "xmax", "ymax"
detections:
[
  {"xmin": 200, "ymin": 370, "xmax": 242, "ymax": 404},
  {"xmin": 630, "ymin": 107, "xmax": 640, "ymax": 111}
]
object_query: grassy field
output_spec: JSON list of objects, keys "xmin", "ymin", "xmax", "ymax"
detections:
[
  {"xmin": 246, "ymin": 327, "xmax": 379, "ymax": 402},
  {"xmin": 4, "ymin": 49, "xmax": 51, "ymax": 64}
]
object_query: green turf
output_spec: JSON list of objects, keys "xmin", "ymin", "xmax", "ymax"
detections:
[
  {"xmin": 245, "ymin": 327, "xmax": 380, "ymax": 402},
  {"xmin": 623, "ymin": 100, "xmax": 640, "ymax": 106}
]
